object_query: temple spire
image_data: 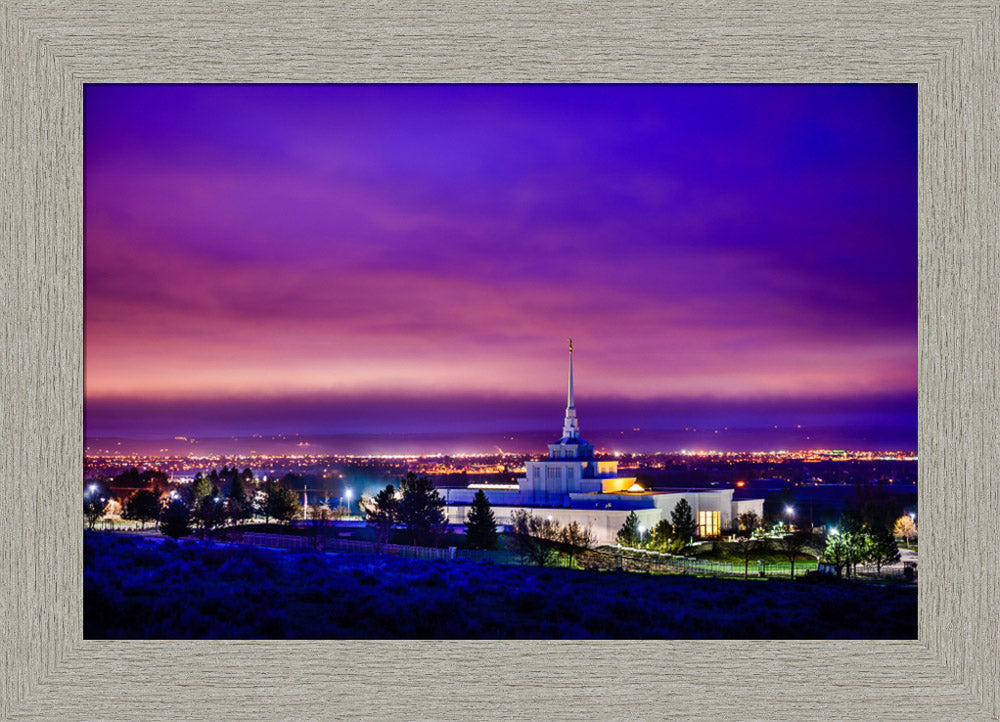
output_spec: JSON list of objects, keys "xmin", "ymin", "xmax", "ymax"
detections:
[{"xmin": 562, "ymin": 338, "xmax": 579, "ymax": 439}]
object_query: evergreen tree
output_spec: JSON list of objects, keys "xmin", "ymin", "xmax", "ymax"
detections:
[
  {"xmin": 159, "ymin": 498, "xmax": 192, "ymax": 539},
  {"xmin": 397, "ymin": 472, "xmax": 447, "ymax": 546},
  {"xmin": 226, "ymin": 473, "xmax": 253, "ymax": 525},
  {"xmin": 363, "ymin": 484, "xmax": 398, "ymax": 545},
  {"xmin": 616, "ymin": 510, "xmax": 641, "ymax": 547},
  {"xmin": 191, "ymin": 473, "xmax": 212, "ymax": 504},
  {"xmin": 649, "ymin": 518, "xmax": 678, "ymax": 552},
  {"xmin": 122, "ymin": 488, "xmax": 161, "ymax": 530},
  {"xmin": 671, "ymin": 499, "xmax": 697, "ymax": 544},
  {"xmin": 193, "ymin": 495, "xmax": 226, "ymax": 538},
  {"xmin": 868, "ymin": 524, "xmax": 901, "ymax": 574},
  {"xmin": 259, "ymin": 477, "xmax": 279, "ymax": 526},
  {"xmin": 465, "ymin": 489, "xmax": 498, "ymax": 550},
  {"xmin": 264, "ymin": 484, "xmax": 302, "ymax": 525}
]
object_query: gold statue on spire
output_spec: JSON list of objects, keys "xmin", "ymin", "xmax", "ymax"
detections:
[{"xmin": 568, "ymin": 337, "xmax": 573, "ymax": 352}]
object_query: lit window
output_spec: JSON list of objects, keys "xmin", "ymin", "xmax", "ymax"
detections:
[{"xmin": 698, "ymin": 510, "xmax": 721, "ymax": 538}]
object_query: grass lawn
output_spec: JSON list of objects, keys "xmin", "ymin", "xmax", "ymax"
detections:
[
  {"xmin": 84, "ymin": 532, "xmax": 916, "ymax": 640},
  {"xmin": 682, "ymin": 539, "xmax": 821, "ymax": 565}
]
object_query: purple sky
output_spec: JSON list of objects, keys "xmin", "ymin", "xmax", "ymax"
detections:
[{"xmin": 84, "ymin": 84, "xmax": 917, "ymax": 446}]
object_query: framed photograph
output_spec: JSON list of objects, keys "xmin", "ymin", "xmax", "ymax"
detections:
[
  {"xmin": 80, "ymin": 82, "xmax": 920, "ymax": 640},
  {"xmin": 3, "ymin": 3, "xmax": 997, "ymax": 719}
]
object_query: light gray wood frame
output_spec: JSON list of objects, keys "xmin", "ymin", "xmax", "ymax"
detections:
[{"xmin": 2, "ymin": 2, "xmax": 997, "ymax": 719}]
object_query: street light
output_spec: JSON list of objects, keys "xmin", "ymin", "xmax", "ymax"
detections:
[
  {"xmin": 784, "ymin": 505, "xmax": 794, "ymax": 531},
  {"xmin": 638, "ymin": 524, "xmax": 646, "ymax": 545},
  {"xmin": 345, "ymin": 488, "xmax": 353, "ymax": 515}
]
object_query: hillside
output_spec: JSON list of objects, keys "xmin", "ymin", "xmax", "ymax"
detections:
[{"xmin": 84, "ymin": 533, "xmax": 916, "ymax": 639}]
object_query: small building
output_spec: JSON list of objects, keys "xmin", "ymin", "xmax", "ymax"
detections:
[{"xmin": 442, "ymin": 341, "xmax": 764, "ymax": 544}]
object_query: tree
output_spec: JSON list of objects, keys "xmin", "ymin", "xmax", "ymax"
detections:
[
  {"xmin": 159, "ymin": 498, "xmax": 192, "ymax": 540},
  {"xmin": 892, "ymin": 514, "xmax": 917, "ymax": 546},
  {"xmin": 823, "ymin": 531, "xmax": 851, "ymax": 578},
  {"xmin": 736, "ymin": 511, "xmax": 760, "ymax": 535},
  {"xmin": 269, "ymin": 486, "xmax": 302, "ymax": 525},
  {"xmin": 465, "ymin": 489, "xmax": 498, "ymax": 550},
  {"xmin": 777, "ymin": 531, "xmax": 813, "ymax": 580},
  {"xmin": 397, "ymin": 472, "xmax": 447, "ymax": 546},
  {"xmin": 122, "ymin": 489, "xmax": 161, "ymax": 530},
  {"xmin": 560, "ymin": 521, "xmax": 596, "ymax": 567},
  {"xmin": 84, "ymin": 490, "xmax": 110, "ymax": 531},
  {"xmin": 193, "ymin": 495, "xmax": 227, "ymax": 539},
  {"xmin": 733, "ymin": 512, "xmax": 761, "ymax": 579},
  {"xmin": 840, "ymin": 513, "xmax": 870, "ymax": 578},
  {"xmin": 868, "ymin": 524, "xmax": 901, "ymax": 574},
  {"xmin": 258, "ymin": 478, "xmax": 279, "ymax": 526},
  {"xmin": 616, "ymin": 511, "xmax": 641, "ymax": 547},
  {"xmin": 191, "ymin": 472, "xmax": 213, "ymax": 504},
  {"xmin": 83, "ymin": 481, "xmax": 111, "ymax": 530},
  {"xmin": 510, "ymin": 509, "xmax": 559, "ymax": 566},
  {"xmin": 671, "ymin": 499, "xmax": 696, "ymax": 544},
  {"xmin": 226, "ymin": 473, "xmax": 253, "ymax": 526},
  {"xmin": 648, "ymin": 519, "xmax": 677, "ymax": 552},
  {"xmin": 363, "ymin": 484, "xmax": 398, "ymax": 546},
  {"xmin": 259, "ymin": 478, "xmax": 302, "ymax": 526}
]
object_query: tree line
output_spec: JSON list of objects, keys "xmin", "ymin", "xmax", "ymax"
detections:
[
  {"xmin": 83, "ymin": 466, "xmax": 304, "ymax": 540},
  {"xmin": 611, "ymin": 500, "xmax": 908, "ymax": 582}
]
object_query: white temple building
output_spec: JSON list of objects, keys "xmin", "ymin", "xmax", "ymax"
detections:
[{"xmin": 442, "ymin": 340, "xmax": 764, "ymax": 544}]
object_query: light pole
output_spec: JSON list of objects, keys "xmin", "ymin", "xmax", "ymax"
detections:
[
  {"xmin": 785, "ymin": 505, "xmax": 794, "ymax": 532},
  {"xmin": 345, "ymin": 488, "xmax": 353, "ymax": 517}
]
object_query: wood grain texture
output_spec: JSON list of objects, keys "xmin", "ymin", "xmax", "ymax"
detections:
[{"xmin": 1, "ymin": 1, "xmax": 997, "ymax": 719}]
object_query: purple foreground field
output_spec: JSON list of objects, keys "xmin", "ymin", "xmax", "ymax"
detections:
[{"xmin": 84, "ymin": 534, "xmax": 916, "ymax": 639}]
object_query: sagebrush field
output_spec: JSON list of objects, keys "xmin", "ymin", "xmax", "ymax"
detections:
[{"xmin": 84, "ymin": 533, "xmax": 916, "ymax": 639}]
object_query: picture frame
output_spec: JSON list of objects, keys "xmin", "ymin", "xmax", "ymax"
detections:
[{"xmin": 2, "ymin": 2, "xmax": 996, "ymax": 718}]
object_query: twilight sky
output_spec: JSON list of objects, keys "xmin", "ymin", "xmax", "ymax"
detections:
[{"xmin": 84, "ymin": 84, "xmax": 917, "ymax": 445}]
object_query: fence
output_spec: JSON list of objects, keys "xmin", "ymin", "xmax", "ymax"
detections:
[
  {"xmin": 600, "ymin": 546, "xmax": 820, "ymax": 578},
  {"xmin": 228, "ymin": 532, "xmax": 904, "ymax": 582},
  {"xmin": 238, "ymin": 532, "xmax": 461, "ymax": 561}
]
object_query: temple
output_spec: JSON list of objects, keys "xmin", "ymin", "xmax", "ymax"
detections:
[{"xmin": 441, "ymin": 341, "xmax": 763, "ymax": 543}]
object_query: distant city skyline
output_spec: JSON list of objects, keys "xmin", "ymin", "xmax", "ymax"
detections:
[{"xmin": 85, "ymin": 84, "xmax": 917, "ymax": 445}]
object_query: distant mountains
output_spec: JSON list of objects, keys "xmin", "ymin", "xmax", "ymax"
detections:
[{"xmin": 85, "ymin": 425, "xmax": 917, "ymax": 457}]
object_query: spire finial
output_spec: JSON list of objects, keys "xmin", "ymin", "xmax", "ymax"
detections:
[{"xmin": 562, "ymin": 339, "xmax": 579, "ymax": 438}]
